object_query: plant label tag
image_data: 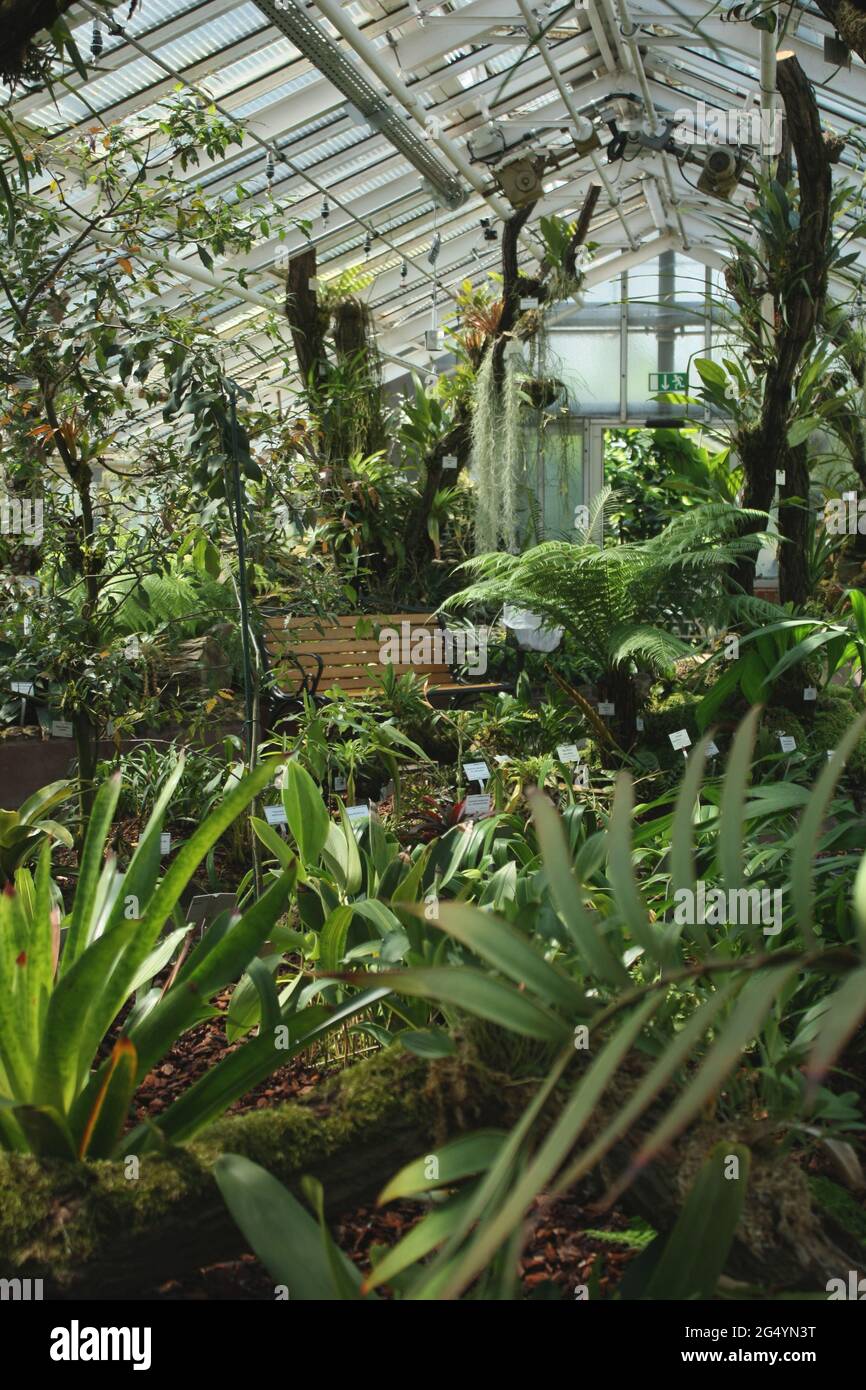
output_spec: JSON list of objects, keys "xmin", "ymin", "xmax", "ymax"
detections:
[
  {"xmin": 462, "ymin": 793, "xmax": 492, "ymax": 820},
  {"xmin": 494, "ymin": 754, "xmax": 511, "ymax": 766},
  {"xmin": 442, "ymin": 454, "xmax": 458, "ymax": 470},
  {"xmin": 803, "ymin": 687, "xmax": 817, "ymax": 701},
  {"xmin": 51, "ymin": 720, "xmax": 74, "ymax": 738},
  {"xmin": 264, "ymin": 804, "xmax": 288, "ymax": 826},
  {"xmin": 346, "ymin": 804, "xmax": 370, "ymax": 823},
  {"xmin": 520, "ymin": 298, "xmax": 536, "ymax": 310},
  {"xmin": 706, "ymin": 740, "xmax": 719, "ymax": 758},
  {"xmin": 334, "ymin": 775, "xmax": 348, "ymax": 791},
  {"xmin": 597, "ymin": 702, "xmax": 615, "ymax": 716},
  {"xmin": 776, "ymin": 470, "xmax": 786, "ymax": 484},
  {"xmin": 779, "ymin": 734, "xmax": 796, "ymax": 753},
  {"xmin": 159, "ymin": 833, "xmax": 171, "ymax": 855},
  {"xmin": 11, "ymin": 680, "xmax": 34, "ymax": 695},
  {"xmin": 635, "ymin": 716, "xmax": 644, "ymax": 731},
  {"xmin": 669, "ymin": 729, "xmax": 691, "ymax": 751},
  {"xmin": 463, "ymin": 761, "xmax": 490, "ymax": 784},
  {"xmin": 573, "ymin": 766, "xmax": 589, "ymax": 789},
  {"xmin": 556, "ymin": 743, "xmax": 581, "ymax": 763}
]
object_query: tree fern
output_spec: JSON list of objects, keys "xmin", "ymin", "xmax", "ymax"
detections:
[{"xmin": 442, "ymin": 503, "xmax": 768, "ymax": 718}]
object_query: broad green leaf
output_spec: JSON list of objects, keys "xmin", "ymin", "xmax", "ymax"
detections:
[
  {"xmin": 608, "ymin": 773, "xmax": 673, "ymax": 966},
  {"xmin": 397, "ymin": 1028, "xmax": 456, "ymax": 1059},
  {"xmin": 364, "ymin": 1188, "xmax": 475, "ymax": 1293},
  {"xmin": 529, "ymin": 791, "xmax": 628, "ymax": 987},
  {"xmin": 215, "ymin": 1154, "xmax": 360, "ymax": 1298},
  {"xmin": 804, "ymin": 967, "xmax": 866, "ymax": 1092},
  {"xmin": 429, "ymin": 901, "xmax": 591, "ymax": 1016},
  {"xmin": 436, "ymin": 996, "xmax": 661, "ymax": 1299},
  {"xmin": 32, "ymin": 918, "xmax": 139, "ymax": 1113},
  {"xmin": 615, "ymin": 965, "xmax": 798, "ymax": 1194},
  {"xmin": 379, "ymin": 1131, "xmax": 506, "ymax": 1204},
  {"xmin": 791, "ymin": 714, "xmax": 866, "ymax": 946},
  {"xmin": 718, "ymin": 707, "xmax": 760, "ymax": 896},
  {"xmin": 319, "ymin": 905, "xmax": 354, "ymax": 975},
  {"xmin": 367, "ymin": 967, "xmax": 570, "ymax": 1043},
  {"xmin": 282, "ymin": 761, "xmax": 330, "ymax": 865},
  {"xmin": 78, "ymin": 1039, "xmax": 138, "ymax": 1160},
  {"xmin": 61, "ymin": 774, "xmax": 122, "ymax": 974},
  {"xmin": 641, "ymin": 1141, "xmax": 751, "ymax": 1299}
]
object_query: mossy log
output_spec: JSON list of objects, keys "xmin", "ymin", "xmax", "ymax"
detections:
[
  {"xmin": 0, "ymin": 1045, "xmax": 861, "ymax": 1299},
  {"xmin": 0, "ymin": 1047, "xmax": 505, "ymax": 1299}
]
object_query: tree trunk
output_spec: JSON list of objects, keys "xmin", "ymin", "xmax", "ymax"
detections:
[
  {"xmin": 729, "ymin": 59, "xmax": 831, "ymax": 602},
  {"xmin": 1, "ymin": 1043, "xmax": 859, "ymax": 1299},
  {"xmin": 0, "ymin": 0, "xmax": 75, "ymax": 81},
  {"xmin": 285, "ymin": 248, "xmax": 325, "ymax": 389},
  {"xmin": 777, "ymin": 444, "xmax": 812, "ymax": 605}
]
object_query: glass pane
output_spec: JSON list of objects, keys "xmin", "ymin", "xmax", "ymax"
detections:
[
  {"xmin": 548, "ymin": 329, "xmax": 620, "ymax": 413},
  {"xmin": 520, "ymin": 420, "xmax": 584, "ymax": 543}
]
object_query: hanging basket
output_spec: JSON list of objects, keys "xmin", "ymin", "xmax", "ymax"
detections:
[{"xmin": 520, "ymin": 376, "xmax": 566, "ymax": 410}]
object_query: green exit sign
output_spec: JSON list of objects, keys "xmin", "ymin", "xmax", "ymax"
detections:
[{"xmin": 649, "ymin": 371, "xmax": 688, "ymax": 393}]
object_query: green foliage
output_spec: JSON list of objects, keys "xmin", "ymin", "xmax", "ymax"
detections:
[
  {"xmin": 0, "ymin": 761, "xmax": 383, "ymax": 1159},
  {"xmin": 0, "ymin": 782, "xmax": 74, "ymax": 882},
  {"xmin": 443, "ymin": 500, "xmax": 768, "ymax": 712},
  {"xmin": 605, "ymin": 428, "xmax": 740, "ymax": 542}
]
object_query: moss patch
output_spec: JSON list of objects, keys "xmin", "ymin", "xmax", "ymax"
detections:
[{"xmin": 809, "ymin": 1175, "xmax": 866, "ymax": 1253}]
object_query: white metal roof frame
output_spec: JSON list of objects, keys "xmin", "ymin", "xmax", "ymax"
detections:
[{"xmin": 2, "ymin": 0, "xmax": 864, "ymax": 408}]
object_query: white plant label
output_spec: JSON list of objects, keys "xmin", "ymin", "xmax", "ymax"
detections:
[
  {"xmin": 775, "ymin": 470, "xmax": 786, "ymax": 484},
  {"xmin": 462, "ymin": 793, "xmax": 492, "ymax": 820},
  {"xmin": 463, "ymin": 760, "xmax": 490, "ymax": 784},
  {"xmin": 803, "ymin": 687, "xmax": 817, "ymax": 701},
  {"xmin": 779, "ymin": 734, "xmax": 796, "ymax": 754},
  {"xmin": 597, "ymin": 702, "xmax": 615, "ymax": 716},
  {"xmin": 669, "ymin": 729, "xmax": 692, "ymax": 751},
  {"xmin": 51, "ymin": 720, "xmax": 74, "ymax": 739},
  {"xmin": 159, "ymin": 833, "xmax": 171, "ymax": 855},
  {"xmin": 334, "ymin": 775, "xmax": 348, "ymax": 791},
  {"xmin": 635, "ymin": 716, "xmax": 644, "ymax": 732},
  {"xmin": 346, "ymin": 804, "xmax": 370, "ymax": 823},
  {"xmin": 264, "ymin": 804, "xmax": 288, "ymax": 826},
  {"xmin": 556, "ymin": 743, "xmax": 581, "ymax": 764},
  {"xmin": 706, "ymin": 740, "xmax": 720, "ymax": 758},
  {"xmin": 442, "ymin": 454, "xmax": 457, "ymax": 471},
  {"xmin": 494, "ymin": 754, "xmax": 511, "ymax": 766},
  {"xmin": 11, "ymin": 680, "xmax": 34, "ymax": 695}
]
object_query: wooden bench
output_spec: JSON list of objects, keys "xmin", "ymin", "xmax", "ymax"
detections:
[{"xmin": 261, "ymin": 611, "xmax": 505, "ymax": 717}]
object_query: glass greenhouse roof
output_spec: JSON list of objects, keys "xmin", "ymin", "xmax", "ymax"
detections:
[{"xmin": 4, "ymin": 0, "xmax": 865, "ymax": 404}]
